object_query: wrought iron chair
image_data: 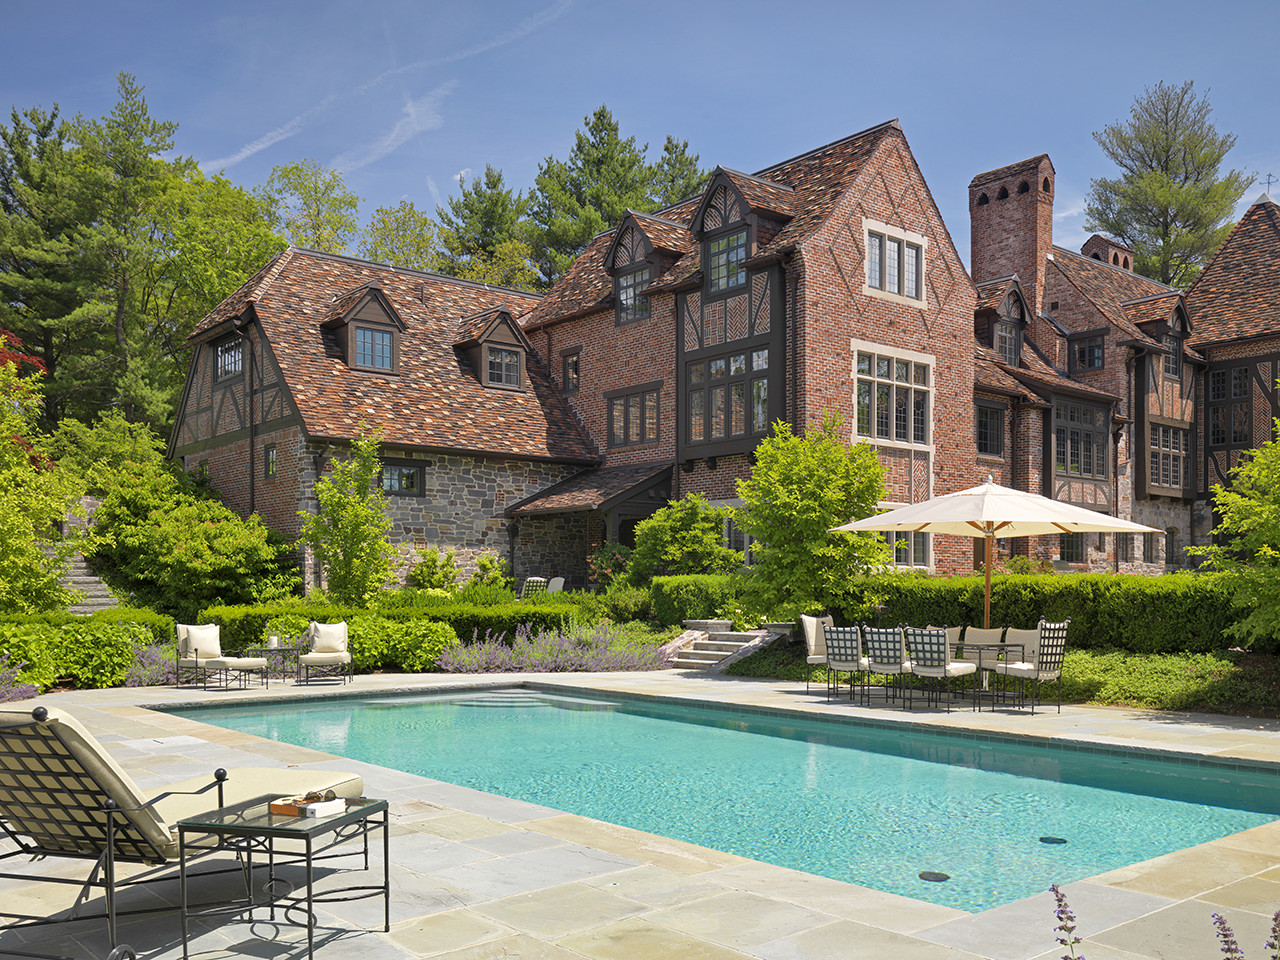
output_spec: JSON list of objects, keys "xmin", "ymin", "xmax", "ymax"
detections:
[
  {"xmin": 985, "ymin": 619, "xmax": 1071, "ymax": 713},
  {"xmin": 861, "ymin": 624, "xmax": 913, "ymax": 707},
  {"xmin": 907, "ymin": 625, "xmax": 976, "ymax": 711},
  {"xmin": 823, "ymin": 625, "xmax": 868, "ymax": 702},
  {"xmin": 298, "ymin": 621, "xmax": 354, "ymax": 684},
  {"xmin": 519, "ymin": 577, "xmax": 548, "ymax": 599},
  {"xmin": 175, "ymin": 623, "xmax": 269, "ymax": 690}
]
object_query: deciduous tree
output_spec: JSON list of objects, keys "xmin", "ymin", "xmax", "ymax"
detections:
[
  {"xmin": 358, "ymin": 200, "xmax": 441, "ymax": 272},
  {"xmin": 259, "ymin": 158, "xmax": 362, "ymax": 254},
  {"xmin": 1085, "ymin": 81, "xmax": 1251, "ymax": 288},
  {"xmin": 627, "ymin": 494, "xmax": 742, "ymax": 586}
]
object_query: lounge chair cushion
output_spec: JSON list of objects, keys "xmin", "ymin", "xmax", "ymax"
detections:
[
  {"xmin": 298, "ymin": 651, "xmax": 352, "ymax": 667},
  {"xmin": 205, "ymin": 656, "xmax": 269, "ymax": 670},
  {"xmin": 309, "ymin": 621, "xmax": 348, "ymax": 653},
  {"xmin": 177, "ymin": 623, "xmax": 221, "ymax": 659},
  {"xmin": 800, "ymin": 614, "xmax": 833, "ymax": 659}
]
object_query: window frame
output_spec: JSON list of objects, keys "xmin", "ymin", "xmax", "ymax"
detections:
[
  {"xmin": 885, "ymin": 528, "xmax": 931, "ymax": 569},
  {"xmin": 1052, "ymin": 399, "xmax": 1109, "ymax": 480},
  {"xmin": 263, "ymin": 444, "xmax": 277, "ymax": 480},
  {"xmin": 1148, "ymin": 421, "xmax": 1190, "ymax": 495},
  {"xmin": 561, "ymin": 347, "xmax": 581, "ymax": 395},
  {"xmin": 862, "ymin": 218, "xmax": 927, "ymax": 305},
  {"xmin": 1068, "ymin": 333, "xmax": 1105, "ymax": 374},
  {"xmin": 705, "ymin": 226, "xmax": 749, "ymax": 296},
  {"xmin": 213, "ymin": 338, "xmax": 243, "ymax": 383},
  {"xmin": 606, "ymin": 381, "xmax": 661, "ymax": 448},
  {"xmin": 616, "ymin": 264, "xmax": 652, "ymax": 325},
  {"xmin": 976, "ymin": 402, "xmax": 1005, "ymax": 458},
  {"xmin": 380, "ymin": 462, "xmax": 423, "ymax": 497},
  {"xmin": 1059, "ymin": 532, "xmax": 1085, "ymax": 563},
  {"xmin": 853, "ymin": 342, "xmax": 933, "ymax": 451},
  {"xmin": 993, "ymin": 320, "xmax": 1021, "ymax": 366},
  {"xmin": 1162, "ymin": 332, "xmax": 1182, "ymax": 378},
  {"xmin": 685, "ymin": 348, "xmax": 773, "ymax": 447},
  {"xmin": 485, "ymin": 345, "xmax": 522, "ymax": 390},
  {"xmin": 351, "ymin": 323, "xmax": 398, "ymax": 374}
]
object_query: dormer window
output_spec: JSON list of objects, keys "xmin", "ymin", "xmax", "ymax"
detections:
[
  {"xmin": 322, "ymin": 281, "xmax": 404, "ymax": 375},
  {"xmin": 994, "ymin": 321, "xmax": 1021, "ymax": 365},
  {"xmin": 1162, "ymin": 333, "xmax": 1182, "ymax": 377},
  {"xmin": 487, "ymin": 346, "xmax": 521, "ymax": 387},
  {"xmin": 617, "ymin": 265, "xmax": 651, "ymax": 323},
  {"xmin": 708, "ymin": 228, "xmax": 747, "ymax": 293},
  {"xmin": 355, "ymin": 326, "xmax": 394, "ymax": 371},
  {"xmin": 214, "ymin": 339, "xmax": 243, "ymax": 381}
]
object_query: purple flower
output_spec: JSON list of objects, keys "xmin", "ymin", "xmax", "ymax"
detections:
[
  {"xmin": 1050, "ymin": 884, "xmax": 1084, "ymax": 960},
  {"xmin": 1213, "ymin": 913, "xmax": 1245, "ymax": 959}
]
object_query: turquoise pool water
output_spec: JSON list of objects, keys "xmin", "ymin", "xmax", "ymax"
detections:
[{"xmin": 171, "ymin": 690, "xmax": 1280, "ymax": 912}]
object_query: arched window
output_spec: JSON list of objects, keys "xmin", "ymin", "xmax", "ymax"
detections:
[
  {"xmin": 1123, "ymin": 257, "xmax": 1129, "ymax": 269},
  {"xmin": 977, "ymin": 193, "xmax": 989, "ymax": 206},
  {"xmin": 1017, "ymin": 181, "xmax": 1030, "ymax": 194},
  {"xmin": 1042, "ymin": 178, "xmax": 1051, "ymax": 192},
  {"xmin": 1112, "ymin": 253, "xmax": 1120, "ymax": 265},
  {"xmin": 996, "ymin": 186, "xmax": 1009, "ymax": 200}
]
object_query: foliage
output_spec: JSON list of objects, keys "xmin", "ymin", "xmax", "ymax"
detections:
[
  {"xmin": 455, "ymin": 237, "xmax": 538, "ymax": 289},
  {"xmin": 649, "ymin": 574, "xmax": 744, "ymax": 626},
  {"xmin": 124, "ymin": 639, "xmax": 177, "ymax": 687},
  {"xmin": 628, "ymin": 494, "xmax": 742, "ymax": 586},
  {"xmin": 259, "ymin": 158, "xmax": 361, "ymax": 254},
  {"xmin": 406, "ymin": 546, "xmax": 459, "ymax": 590},
  {"xmin": 1191, "ymin": 433, "xmax": 1280, "ymax": 647},
  {"xmin": 998, "ymin": 554, "xmax": 1056, "ymax": 576},
  {"xmin": 358, "ymin": 200, "xmax": 440, "ymax": 271},
  {"xmin": 346, "ymin": 615, "xmax": 456, "ymax": 673},
  {"xmin": 0, "ymin": 652, "xmax": 38, "ymax": 702},
  {"xmin": 1085, "ymin": 80, "xmax": 1251, "ymax": 288},
  {"xmin": 454, "ymin": 580, "xmax": 517, "ymax": 606},
  {"xmin": 436, "ymin": 165, "xmax": 530, "ymax": 277},
  {"xmin": 0, "ymin": 346, "xmax": 81, "ymax": 613},
  {"xmin": 436, "ymin": 620, "xmax": 671, "ymax": 673},
  {"xmin": 297, "ymin": 428, "xmax": 396, "ymax": 607},
  {"xmin": 1049, "ymin": 885, "xmax": 1083, "ymax": 960},
  {"xmin": 467, "ymin": 552, "xmax": 513, "ymax": 590},
  {"xmin": 527, "ymin": 105, "xmax": 707, "ymax": 285},
  {"xmin": 587, "ymin": 541, "xmax": 631, "ymax": 588},
  {"xmin": 736, "ymin": 415, "xmax": 890, "ymax": 610},
  {"xmin": 0, "ymin": 619, "xmax": 150, "ymax": 691},
  {"xmin": 0, "ymin": 606, "xmax": 175, "ymax": 645},
  {"xmin": 86, "ymin": 458, "xmax": 295, "ymax": 622},
  {"xmin": 600, "ymin": 582, "xmax": 652, "ymax": 623},
  {"xmin": 41, "ymin": 410, "xmax": 165, "ymax": 494},
  {"xmin": 650, "ymin": 135, "xmax": 709, "ymax": 207}
]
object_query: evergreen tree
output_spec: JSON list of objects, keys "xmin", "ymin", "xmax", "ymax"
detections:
[
  {"xmin": 436, "ymin": 165, "xmax": 529, "ymax": 276},
  {"xmin": 651, "ymin": 135, "xmax": 708, "ymax": 208},
  {"xmin": 455, "ymin": 237, "xmax": 538, "ymax": 290},
  {"xmin": 358, "ymin": 200, "xmax": 441, "ymax": 272},
  {"xmin": 259, "ymin": 158, "xmax": 362, "ymax": 254},
  {"xmin": 1085, "ymin": 81, "xmax": 1251, "ymax": 288}
]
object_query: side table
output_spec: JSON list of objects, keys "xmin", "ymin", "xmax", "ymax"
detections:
[
  {"xmin": 178, "ymin": 796, "xmax": 389, "ymax": 959},
  {"xmin": 244, "ymin": 642, "xmax": 307, "ymax": 682}
]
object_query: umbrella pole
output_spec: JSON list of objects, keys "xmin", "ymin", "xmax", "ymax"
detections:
[{"xmin": 984, "ymin": 532, "xmax": 993, "ymax": 629}]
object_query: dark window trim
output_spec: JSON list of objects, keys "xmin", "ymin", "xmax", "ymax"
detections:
[
  {"xmin": 213, "ymin": 338, "xmax": 244, "ymax": 383},
  {"xmin": 1059, "ymin": 531, "xmax": 1085, "ymax": 563},
  {"xmin": 379, "ymin": 461, "xmax": 424, "ymax": 497},
  {"xmin": 263, "ymin": 443, "xmax": 277, "ymax": 480},
  {"xmin": 1052, "ymin": 399, "xmax": 1110, "ymax": 480},
  {"xmin": 484, "ymin": 344, "xmax": 524, "ymax": 391},
  {"xmin": 1162, "ymin": 332, "xmax": 1183, "ymax": 378},
  {"xmin": 350, "ymin": 322, "xmax": 400, "ymax": 375},
  {"xmin": 1067, "ymin": 332, "xmax": 1105, "ymax": 373},
  {"xmin": 976, "ymin": 401, "xmax": 1006, "ymax": 458},
  {"xmin": 615, "ymin": 263, "xmax": 653, "ymax": 325},
  {"xmin": 703, "ymin": 224, "xmax": 750, "ymax": 299},
  {"xmin": 606, "ymin": 381, "xmax": 662, "ymax": 448},
  {"xmin": 992, "ymin": 320, "xmax": 1021, "ymax": 366},
  {"xmin": 560, "ymin": 346, "xmax": 581, "ymax": 394}
]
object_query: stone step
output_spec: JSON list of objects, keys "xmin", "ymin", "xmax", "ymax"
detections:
[
  {"xmin": 673, "ymin": 654, "xmax": 725, "ymax": 668},
  {"xmin": 689, "ymin": 640, "xmax": 753, "ymax": 654}
]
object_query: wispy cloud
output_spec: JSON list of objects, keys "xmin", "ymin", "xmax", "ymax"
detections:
[
  {"xmin": 332, "ymin": 82, "xmax": 457, "ymax": 172},
  {"xmin": 425, "ymin": 176, "xmax": 441, "ymax": 207},
  {"xmin": 454, "ymin": 167, "xmax": 472, "ymax": 185},
  {"xmin": 202, "ymin": 0, "xmax": 573, "ymax": 173}
]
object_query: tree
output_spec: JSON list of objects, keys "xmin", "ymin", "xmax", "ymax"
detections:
[
  {"xmin": 41, "ymin": 410, "xmax": 165, "ymax": 495},
  {"xmin": 436, "ymin": 165, "xmax": 529, "ymax": 276},
  {"xmin": 297, "ymin": 428, "xmax": 396, "ymax": 606},
  {"xmin": 455, "ymin": 237, "xmax": 539, "ymax": 289},
  {"xmin": 259, "ymin": 158, "xmax": 361, "ymax": 254},
  {"xmin": 627, "ymin": 494, "xmax": 742, "ymax": 586},
  {"xmin": 735, "ymin": 415, "xmax": 889, "ymax": 610},
  {"xmin": 358, "ymin": 200, "xmax": 441, "ymax": 272},
  {"xmin": 1085, "ymin": 81, "xmax": 1252, "ymax": 288},
  {"xmin": 651, "ymin": 135, "xmax": 708, "ymax": 208}
]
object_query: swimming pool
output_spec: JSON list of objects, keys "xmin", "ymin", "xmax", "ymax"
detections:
[{"xmin": 171, "ymin": 688, "xmax": 1280, "ymax": 912}]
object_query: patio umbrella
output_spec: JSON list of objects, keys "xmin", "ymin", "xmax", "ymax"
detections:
[{"xmin": 830, "ymin": 477, "xmax": 1162, "ymax": 628}]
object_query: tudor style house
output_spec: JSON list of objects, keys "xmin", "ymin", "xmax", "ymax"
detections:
[{"xmin": 171, "ymin": 123, "xmax": 1272, "ymax": 585}]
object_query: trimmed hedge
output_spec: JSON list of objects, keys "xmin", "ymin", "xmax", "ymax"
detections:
[
  {"xmin": 650, "ymin": 574, "xmax": 742, "ymax": 626},
  {"xmin": 827, "ymin": 572, "xmax": 1251, "ymax": 655},
  {"xmin": 0, "ymin": 620, "xmax": 152, "ymax": 690},
  {"xmin": 0, "ymin": 607, "xmax": 175, "ymax": 645}
]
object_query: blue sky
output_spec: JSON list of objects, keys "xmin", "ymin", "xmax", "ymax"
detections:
[{"xmin": 5, "ymin": 0, "xmax": 1277, "ymax": 269}]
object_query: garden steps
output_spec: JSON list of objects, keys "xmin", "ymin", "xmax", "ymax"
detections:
[
  {"xmin": 672, "ymin": 628, "xmax": 781, "ymax": 672},
  {"xmin": 63, "ymin": 555, "xmax": 118, "ymax": 615}
]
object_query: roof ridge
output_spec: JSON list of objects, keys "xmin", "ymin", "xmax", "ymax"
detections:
[
  {"xmin": 248, "ymin": 247, "xmax": 294, "ymax": 303},
  {"xmin": 1121, "ymin": 290, "xmax": 1182, "ymax": 306},
  {"xmin": 287, "ymin": 246, "xmax": 543, "ymax": 300},
  {"xmin": 753, "ymin": 119, "xmax": 900, "ymax": 178},
  {"xmin": 715, "ymin": 166, "xmax": 796, "ymax": 191},
  {"xmin": 626, "ymin": 208, "xmax": 693, "ymax": 229}
]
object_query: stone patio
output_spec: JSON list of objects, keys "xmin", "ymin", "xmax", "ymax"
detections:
[{"xmin": 2, "ymin": 671, "xmax": 1278, "ymax": 960}]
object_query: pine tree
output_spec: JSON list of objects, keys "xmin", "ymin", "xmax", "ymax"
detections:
[{"xmin": 436, "ymin": 165, "xmax": 528, "ymax": 276}]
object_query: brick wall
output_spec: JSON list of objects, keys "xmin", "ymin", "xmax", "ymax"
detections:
[{"xmin": 969, "ymin": 158, "xmax": 1055, "ymax": 316}]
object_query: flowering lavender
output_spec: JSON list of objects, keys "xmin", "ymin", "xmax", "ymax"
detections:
[
  {"xmin": 437, "ymin": 622, "xmax": 667, "ymax": 673},
  {"xmin": 1213, "ymin": 912, "xmax": 1246, "ymax": 959},
  {"xmin": 1050, "ymin": 884, "xmax": 1084, "ymax": 960},
  {"xmin": 124, "ymin": 641, "xmax": 178, "ymax": 687},
  {"xmin": 1266, "ymin": 909, "xmax": 1280, "ymax": 959},
  {"xmin": 0, "ymin": 652, "xmax": 37, "ymax": 702}
]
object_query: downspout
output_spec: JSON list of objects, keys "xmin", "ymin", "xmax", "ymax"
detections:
[
  {"xmin": 236, "ymin": 315, "xmax": 255, "ymax": 515},
  {"xmin": 508, "ymin": 518, "xmax": 519, "ymax": 581}
]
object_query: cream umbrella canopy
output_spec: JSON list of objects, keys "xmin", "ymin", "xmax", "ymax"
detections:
[{"xmin": 830, "ymin": 478, "xmax": 1162, "ymax": 628}]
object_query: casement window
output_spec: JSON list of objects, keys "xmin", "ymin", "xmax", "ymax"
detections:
[
  {"xmin": 562, "ymin": 350, "xmax": 580, "ymax": 394},
  {"xmin": 1143, "ymin": 532, "xmax": 1156, "ymax": 563},
  {"xmin": 855, "ymin": 348, "xmax": 931, "ymax": 447},
  {"xmin": 354, "ymin": 326, "xmax": 394, "ymax": 371},
  {"xmin": 976, "ymin": 404, "xmax": 1004, "ymax": 457},
  {"xmin": 1117, "ymin": 533, "xmax": 1132, "ymax": 563},
  {"xmin": 687, "ymin": 349, "xmax": 770, "ymax": 444},
  {"xmin": 1053, "ymin": 401, "xmax": 1108, "ymax": 479},
  {"xmin": 264, "ymin": 445, "xmax": 277, "ymax": 479},
  {"xmin": 608, "ymin": 383, "xmax": 660, "ymax": 447},
  {"xmin": 994, "ymin": 321, "xmax": 1020, "ymax": 366},
  {"xmin": 486, "ymin": 346, "xmax": 521, "ymax": 388},
  {"xmin": 707, "ymin": 229, "xmax": 747, "ymax": 293},
  {"xmin": 1059, "ymin": 532, "xmax": 1085, "ymax": 563},
  {"xmin": 1149, "ymin": 424, "xmax": 1189, "ymax": 492},
  {"xmin": 380, "ymin": 464, "xmax": 421, "ymax": 496},
  {"xmin": 214, "ymin": 339, "xmax": 243, "ymax": 381},
  {"xmin": 617, "ymin": 266, "xmax": 651, "ymax": 323},
  {"xmin": 1210, "ymin": 366, "xmax": 1250, "ymax": 446},
  {"xmin": 886, "ymin": 530, "xmax": 930, "ymax": 568},
  {"xmin": 1069, "ymin": 336, "xmax": 1104, "ymax": 373},
  {"xmin": 1162, "ymin": 333, "xmax": 1182, "ymax": 377},
  {"xmin": 864, "ymin": 221, "xmax": 925, "ymax": 302}
]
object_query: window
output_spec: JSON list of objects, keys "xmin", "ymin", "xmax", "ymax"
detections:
[
  {"xmin": 487, "ymin": 346, "xmax": 520, "ymax": 387},
  {"xmin": 994, "ymin": 321, "xmax": 1020, "ymax": 365},
  {"xmin": 1163, "ymin": 333, "xmax": 1181, "ymax": 377},
  {"xmin": 1149, "ymin": 424, "xmax": 1189, "ymax": 492},
  {"xmin": 866, "ymin": 226, "xmax": 923, "ymax": 301},
  {"xmin": 380, "ymin": 464, "xmax": 420, "ymax": 496},
  {"xmin": 1117, "ymin": 533, "xmax": 1132, "ymax": 563},
  {"xmin": 1143, "ymin": 532, "xmax": 1156, "ymax": 563},
  {"xmin": 264, "ymin": 445, "xmax": 277, "ymax": 479},
  {"xmin": 1059, "ymin": 532, "xmax": 1085, "ymax": 563},
  {"xmin": 609, "ymin": 384, "xmax": 659, "ymax": 447},
  {"xmin": 562, "ymin": 350, "xmax": 580, "ymax": 394},
  {"xmin": 214, "ymin": 339, "xmax": 243, "ymax": 381},
  {"xmin": 1069, "ymin": 336, "xmax": 1104, "ymax": 373},
  {"xmin": 855, "ymin": 347, "xmax": 931, "ymax": 446},
  {"xmin": 977, "ymin": 405, "xmax": 1004, "ymax": 457},
  {"xmin": 1209, "ymin": 366, "xmax": 1252, "ymax": 446},
  {"xmin": 687, "ymin": 349, "xmax": 771, "ymax": 445},
  {"xmin": 887, "ymin": 531, "xmax": 930, "ymax": 568},
  {"xmin": 617, "ymin": 266, "xmax": 651, "ymax": 323},
  {"xmin": 1053, "ymin": 401, "xmax": 1108, "ymax": 479},
  {"xmin": 354, "ymin": 327, "xmax": 394, "ymax": 371},
  {"xmin": 707, "ymin": 229, "xmax": 747, "ymax": 293}
]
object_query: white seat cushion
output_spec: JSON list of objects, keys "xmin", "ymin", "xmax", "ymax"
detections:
[
  {"xmin": 828, "ymin": 657, "xmax": 869, "ymax": 672},
  {"xmin": 990, "ymin": 661, "xmax": 1037, "ymax": 678},
  {"xmin": 914, "ymin": 662, "xmax": 977, "ymax": 679},
  {"xmin": 177, "ymin": 623, "xmax": 221, "ymax": 659},
  {"xmin": 309, "ymin": 621, "xmax": 348, "ymax": 654},
  {"xmin": 208, "ymin": 657, "xmax": 268, "ymax": 670},
  {"xmin": 299, "ymin": 651, "xmax": 352, "ymax": 666}
]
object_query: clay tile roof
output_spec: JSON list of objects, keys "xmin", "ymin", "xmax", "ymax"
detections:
[
  {"xmin": 1049, "ymin": 247, "xmax": 1175, "ymax": 342},
  {"xmin": 969, "ymin": 154, "xmax": 1053, "ymax": 189},
  {"xmin": 192, "ymin": 248, "xmax": 596, "ymax": 463},
  {"xmin": 718, "ymin": 168, "xmax": 795, "ymax": 219},
  {"xmin": 523, "ymin": 232, "xmax": 617, "ymax": 327},
  {"xmin": 975, "ymin": 276, "xmax": 1017, "ymax": 313},
  {"xmin": 454, "ymin": 306, "xmax": 512, "ymax": 346},
  {"xmin": 630, "ymin": 210, "xmax": 695, "ymax": 255},
  {"xmin": 974, "ymin": 351, "xmax": 1034, "ymax": 399},
  {"xmin": 507, "ymin": 461, "xmax": 672, "ymax": 516},
  {"xmin": 193, "ymin": 248, "xmax": 295, "ymax": 336},
  {"xmin": 1122, "ymin": 292, "xmax": 1181, "ymax": 329},
  {"xmin": 1187, "ymin": 196, "xmax": 1280, "ymax": 346}
]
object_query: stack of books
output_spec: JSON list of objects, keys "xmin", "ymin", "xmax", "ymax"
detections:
[{"xmin": 269, "ymin": 796, "xmax": 347, "ymax": 818}]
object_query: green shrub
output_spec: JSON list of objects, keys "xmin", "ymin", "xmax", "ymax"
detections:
[
  {"xmin": 468, "ymin": 553, "xmax": 513, "ymax": 590},
  {"xmin": 601, "ymin": 582, "xmax": 652, "ymax": 623},
  {"xmin": 587, "ymin": 542, "xmax": 631, "ymax": 588},
  {"xmin": 628, "ymin": 495, "xmax": 741, "ymax": 586},
  {"xmin": 650, "ymin": 574, "xmax": 743, "ymax": 625},
  {"xmin": 348, "ymin": 616, "xmax": 457, "ymax": 672},
  {"xmin": 454, "ymin": 580, "xmax": 517, "ymax": 605},
  {"xmin": 0, "ymin": 620, "xmax": 150, "ymax": 690},
  {"xmin": 406, "ymin": 547, "xmax": 459, "ymax": 590},
  {"xmin": 0, "ymin": 608, "xmax": 175, "ymax": 645}
]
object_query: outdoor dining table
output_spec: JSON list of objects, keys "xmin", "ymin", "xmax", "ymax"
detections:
[{"xmin": 957, "ymin": 640, "xmax": 1024, "ymax": 710}]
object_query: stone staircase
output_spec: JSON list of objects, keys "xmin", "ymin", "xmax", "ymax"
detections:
[
  {"xmin": 64, "ymin": 555, "xmax": 118, "ymax": 615},
  {"xmin": 670, "ymin": 620, "xmax": 788, "ymax": 672}
]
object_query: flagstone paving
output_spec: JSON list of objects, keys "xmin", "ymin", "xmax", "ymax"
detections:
[{"xmin": 2, "ymin": 670, "xmax": 1278, "ymax": 959}]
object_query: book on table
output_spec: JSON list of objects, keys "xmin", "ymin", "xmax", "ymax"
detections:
[{"xmin": 269, "ymin": 796, "xmax": 347, "ymax": 818}]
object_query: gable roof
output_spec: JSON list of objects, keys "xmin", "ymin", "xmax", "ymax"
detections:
[
  {"xmin": 188, "ymin": 248, "xmax": 596, "ymax": 464},
  {"xmin": 1186, "ymin": 194, "xmax": 1280, "ymax": 347},
  {"xmin": 524, "ymin": 120, "xmax": 903, "ymax": 328},
  {"xmin": 1049, "ymin": 246, "xmax": 1177, "ymax": 341}
]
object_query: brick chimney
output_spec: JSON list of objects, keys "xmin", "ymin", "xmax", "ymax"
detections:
[
  {"xmin": 1080, "ymin": 234, "xmax": 1134, "ymax": 271},
  {"xmin": 969, "ymin": 155, "xmax": 1055, "ymax": 317}
]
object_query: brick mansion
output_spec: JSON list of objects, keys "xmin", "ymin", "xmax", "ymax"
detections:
[{"xmin": 168, "ymin": 120, "xmax": 1280, "ymax": 585}]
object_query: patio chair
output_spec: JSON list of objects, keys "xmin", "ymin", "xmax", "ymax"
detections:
[
  {"xmin": 860, "ymin": 624, "xmax": 913, "ymax": 707},
  {"xmin": 799, "ymin": 614, "xmax": 833, "ymax": 693},
  {"xmin": 298, "ymin": 621, "xmax": 353, "ymax": 684},
  {"xmin": 907, "ymin": 626, "xmax": 976, "ymax": 711},
  {"xmin": 0, "ymin": 705, "xmax": 364, "ymax": 951},
  {"xmin": 985, "ymin": 619, "xmax": 1071, "ymax": 713},
  {"xmin": 519, "ymin": 577, "xmax": 548, "ymax": 599},
  {"xmin": 546, "ymin": 576, "xmax": 565, "ymax": 593},
  {"xmin": 175, "ymin": 623, "xmax": 269, "ymax": 690},
  {"xmin": 823, "ymin": 625, "xmax": 868, "ymax": 703}
]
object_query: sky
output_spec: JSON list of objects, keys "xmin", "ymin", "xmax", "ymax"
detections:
[{"xmin": 4, "ymin": 0, "xmax": 1278, "ymax": 270}]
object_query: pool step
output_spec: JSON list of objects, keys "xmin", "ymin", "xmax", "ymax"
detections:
[{"xmin": 672, "ymin": 629, "xmax": 778, "ymax": 672}]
